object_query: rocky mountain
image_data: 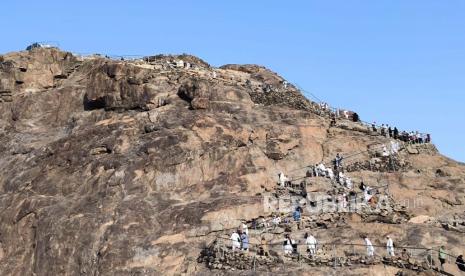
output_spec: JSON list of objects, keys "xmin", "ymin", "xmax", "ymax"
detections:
[{"xmin": 0, "ymin": 47, "xmax": 464, "ymax": 276}]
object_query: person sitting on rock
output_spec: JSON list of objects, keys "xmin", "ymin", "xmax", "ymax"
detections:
[
  {"xmin": 364, "ymin": 237, "xmax": 375, "ymax": 257},
  {"xmin": 305, "ymin": 233, "xmax": 317, "ymax": 257},
  {"xmin": 231, "ymin": 231, "xmax": 241, "ymax": 251},
  {"xmin": 372, "ymin": 122, "xmax": 377, "ymax": 132},
  {"xmin": 352, "ymin": 112, "xmax": 360, "ymax": 122},
  {"xmin": 240, "ymin": 232, "xmax": 249, "ymax": 252},
  {"xmin": 386, "ymin": 236, "xmax": 395, "ymax": 257},
  {"xmin": 400, "ymin": 248, "xmax": 410, "ymax": 261}
]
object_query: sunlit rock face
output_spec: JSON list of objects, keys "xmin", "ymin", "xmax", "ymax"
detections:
[{"xmin": 0, "ymin": 48, "xmax": 464, "ymax": 275}]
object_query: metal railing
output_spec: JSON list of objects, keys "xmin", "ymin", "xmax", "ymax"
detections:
[{"xmin": 209, "ymin": 235, "xmax": 460, "ymax": 273}]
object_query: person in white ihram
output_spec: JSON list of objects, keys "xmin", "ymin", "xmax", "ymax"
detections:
[
  {"xmin": 272, "ymin": 215, "xmax": 281, "ymax": 227},
  {"xmin": 345, "ymin": 177, "xmax": 353, "ymax": 189},
  {"xmin": 365, "ymin": 237, "xmax": 375, "ymax": 257},
  {"xmin": 279, "ymin": 172, "xmax": 289, "ymax": 187},
  {"xmin": 327, "ymin": 167, "xmax": 334, "ymax": 180},
  {"xmin": 306, "ymin": 233, "xmax": 317, "ymax": 256},
  {"xmin": 241, "ymin": 222, "xmax": 248, "ymax": 236},
  {"xmin": 386, "ymin": 236, "xmax": 395, "ymax": 257},
  {"xmin": 390, "ymin": 140, "xmax": 399, "ymax": 155},
  {"xmin": 231, "ymin": 231, "xmax": 241, "ymax": 251},
  {"xmin": 317, "ymin": 163, "xmax": 326, "ymax": 177}
]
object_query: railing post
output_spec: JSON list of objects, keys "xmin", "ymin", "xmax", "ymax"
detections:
[
  {"xmin": 333, "ymin": 244, "xmax": 337, "ymax": 268},
  {"xmin": 253, "ymin": 244, "xmax": 256, "ymax": 271},
  {"xmin": 429, "ymin": 248, "xmax": 433, "ymax": 269}
]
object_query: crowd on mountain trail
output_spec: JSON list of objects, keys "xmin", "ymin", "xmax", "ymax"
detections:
[
  {"xmin": 369, "ymin": 122, "xmax": 431, "ymax": 145},
  {"xmin": 226, "ymin": 214, "xmax": 463, "ymax": 273}
]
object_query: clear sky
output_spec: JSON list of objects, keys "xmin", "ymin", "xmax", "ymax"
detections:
[{"xmin": 1, "ymin": 1, "xmax": 464, "ymax": 162}]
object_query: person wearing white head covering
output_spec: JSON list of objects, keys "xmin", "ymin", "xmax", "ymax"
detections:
[
  {"xmin": 386, "ymin": 236, "xmax": 395, "ymax": 257},
  {"xmin": 231, "ymin": 231, "xmax": 241, "ymax": 251},
  {"xmin": 365, "ymin": 237, "xmax": 375, "ymax": 257}
]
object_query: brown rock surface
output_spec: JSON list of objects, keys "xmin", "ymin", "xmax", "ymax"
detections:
[{"xmin": 0, "ymin": 47, "xmax": 464, "ymax": 275}]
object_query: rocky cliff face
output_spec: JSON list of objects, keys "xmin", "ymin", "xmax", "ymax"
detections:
[{"xmin": 0, "ymin": 48, "xmax": 464, "ymax": 276}]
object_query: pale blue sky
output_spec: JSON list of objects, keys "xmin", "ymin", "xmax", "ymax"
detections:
[{"xmin": 1, "ymin": 1, "xmax": 464, "ymax": 161}]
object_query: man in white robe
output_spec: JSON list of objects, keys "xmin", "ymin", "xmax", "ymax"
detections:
[
  {"xmin": 279, "ymin": 172, "xmax": 289, "ymax": 187},
  {"xmin": 386, "ymin": 236, "xmax": 395, "ymax": 257},
  {"xmin": 306, "ymin": 234, "xmax": 317, "ymax": 256},
  {"xmin": 231, "ymin": 231, "xmax": 241, "ymax": 251},
  {"xmin": 365, "ymin": 237, "xmax": 375, "ymax": 257}
]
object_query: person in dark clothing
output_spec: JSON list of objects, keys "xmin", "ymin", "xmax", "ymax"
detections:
[
  {"xmin": 359, "ymin": 181, "xmax": 367, "ymax": 191},
  {"xmin": 388, "ymin": 127, "xmax": 393, "ymax": 138},
  {"xmin": 457, "ymin": 255, "xmax": 465, "ymax": 272},
  {"xmin": 393, "ymin": 127, "xmax": 399, "ymax": 140},
  {"xmin": 330, "ymin": 114, "xmax": 337, "ymax": 127},
  {"xmin": 335, "ymin": 153, "xmax": 343, "ymax": 169},
  {"xmin": 352, "ymin": 112, "xmax": 360, "ymax": 122},
  {"xmin": 300, "ymin": 182, "xmax": 308, "ymax": 198}
]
